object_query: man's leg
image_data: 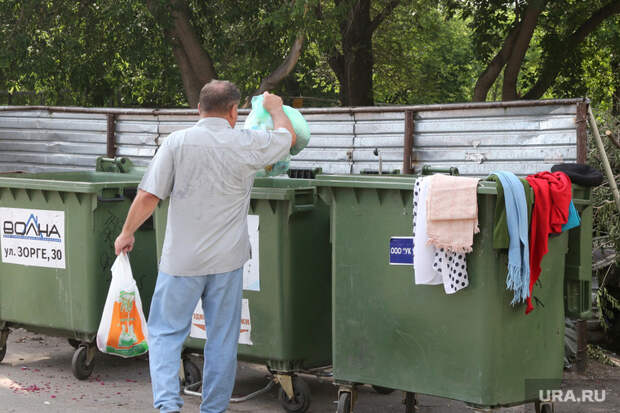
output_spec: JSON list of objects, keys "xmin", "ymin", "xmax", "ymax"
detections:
[
  {"xmin": 200, "ymin": 267, "xmax": 243, "ymax": 413},
  {"xmin": 148, "ymin": 271, "xmax": 206, "ymax": 412}
]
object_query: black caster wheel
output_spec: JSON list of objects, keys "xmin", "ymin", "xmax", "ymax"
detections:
[
  {"xmin": 337, "ymin": 391, "xmax": 352, "ymax": 413},
  {"xmin": 71, "ymin": 346, "xmax": 95, "ymax": 380},
  {"xmin": 372, "ymin": 385, "xmax": 394, "ymax": 394},
  {"xmin": 182, "ymin": 358, "xmax": 202, "ymax": 386},
  {"xmin": 68, "ymin": 339, "xmax": 81, "ymax": 349},
  {"xmin": 0, "ymin": 344, "xmax": 6, "ymax": 363},
  {"xmin": 535, "ymin": 401, "xmax": 555, "ymax": 413},
  {"xmin": 278, "ymin": 376, "xmax": 311, "ymax": 413},
  {"xmin": 538, "ymin": 403, "xmax": 554, "ymax": 413}
]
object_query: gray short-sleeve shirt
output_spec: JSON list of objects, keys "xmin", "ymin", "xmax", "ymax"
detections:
[{"xmin": 139, "ymin": 117, "xmax": 291, "ymax": 276}]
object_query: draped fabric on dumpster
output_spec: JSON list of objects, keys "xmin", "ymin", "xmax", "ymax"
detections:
[
  {"xmin": 413, "ymin": 176, "xmax": 470, "ymax": 294},
  {"xmin": 413, "ymin": 177, "xmax": 442, "ymax": 285},
  {"xmin": 426, "ymin": 175, "xmax": 480, "ymax": 253},
  {"xmin": 525, "ymin": 171, "xmax": 572, "ymax": 314},
  {"xmin": 562, "ymin": 201, "xmax": 581, "ymax": 232},
  {"xmin": 490, "ymin": 171, "xmax": 531, "ymax": 306}
]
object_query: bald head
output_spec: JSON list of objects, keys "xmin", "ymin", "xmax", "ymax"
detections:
[{"xmin": 199, "ymin": 80, "xmax": 241, "ymax": 114}]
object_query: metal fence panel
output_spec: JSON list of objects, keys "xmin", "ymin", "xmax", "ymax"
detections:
[{"xmin": 0, "ymin": 102, "xmax": 582, "ymax": 177}]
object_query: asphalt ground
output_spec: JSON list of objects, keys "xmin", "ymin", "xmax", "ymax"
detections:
[{"xmin": 1, "ymin": 328, "xmax": 619, "ymax": 412}]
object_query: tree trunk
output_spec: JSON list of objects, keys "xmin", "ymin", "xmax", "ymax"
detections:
[
  {"xmin": 342, "ymin": 27, "xmax": 374, "ymax": 106},
  {"xmin": 472, "ymin": 24, "xmax": 520, "ymax": 102},
  {"xmin": 147, "ymin": 0, "xmax": 217, "ymax": 107},
  {"xmin": 334, "ymin": 0, "xmax": 373, "ymax": 106},
  {"xmin": 325, "ymin": 0, "xmax": 400, "ymax": 106},
  {"xmin": 501, "ymin": 0, "xmax": 546, "ymax": 101}
]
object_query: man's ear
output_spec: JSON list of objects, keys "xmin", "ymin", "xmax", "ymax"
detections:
[
  {"xmin": 197, "ymin": 102, "xmax": 201, "ymax": 114},
  {"xmin": 229, "ymin": 104, "xmax": 238, "ymax": 117}
]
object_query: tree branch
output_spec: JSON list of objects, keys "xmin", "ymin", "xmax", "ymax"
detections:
[
  {"xmin": 472, "ymin": 22, "xmax": 520, "ymax": 101},
  {"xmin": 243, "ymin": 33, "xmax": 306, "ymax": 107},
  {"xmin": 328, "ymin": 49, "xmax": 346, "ymax": 103},
  {"xmin": 369, "ymin": 0, "xmax": 401, "ymax": 32},
  {"xmin": 501, "ymin": 0, "xmax": 546, "ymax": 100},
  {"xmin": 523, "ymin": 0, "xmax": 620, "ymax": 100},
  {"xmin": 170, "ymin": 44, "xmax": 202, "ymax": 106},
  {"xmin": 606, "ymin": 130, "xmax": 620, "ymax": 149}
]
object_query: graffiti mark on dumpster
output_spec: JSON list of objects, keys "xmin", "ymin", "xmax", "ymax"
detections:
[{"xmin": 0, "ymin": 207, "xmax": 65, "ymax": 269}]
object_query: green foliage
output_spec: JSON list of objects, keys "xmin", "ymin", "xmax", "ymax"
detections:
[
  {"xmin": 597, "ymin": 284, "xmax": 620, "ymax": 332},
  {"xmin": 0, "ymin": 0, "xmax": 618, "ymax": 107},
  {"xmin": 448, "ymin": 0, "xmax": 619, "ymax": 102},
  {"xmin": 545, "ymin": 14, "xmax": 620, "ymax": 112},
  {"xmin": 373, "ymin": 6, "xmax": 480, "ymax": 104},
  {"xmin": 587, "ymin": 343, "xmax": 617, "ymax": 366},
  {"xmin": 589, "ymin": 107, "xmax": 619, "ymax": 341},
  {"xmin": 589, "ymin": 109, "xmax": 620, "ymax": 257},
  {"xmin": 0, "ymin": 0, "xmax": 185, "ymax": 107}
]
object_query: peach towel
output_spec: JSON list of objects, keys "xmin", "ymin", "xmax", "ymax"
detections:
[{"xmin": 426, "ymin": 174, "xmax": 480, "ymax": 253}]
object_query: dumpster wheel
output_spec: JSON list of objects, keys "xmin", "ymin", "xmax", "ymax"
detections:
[
  {"xmin": 182, "ymin": 358, "xmax": 202, "ymax": 387},
  {"xmin": 68, "ymin": 339, "xmax": 81, "ymax": 349},
  {"xmin": 336, "ymin": 391, "xmax": 352, "ymax": 413},
  {"xmin": 71, "ymin": 345, "xmax": 95, "ymax": 380},
  {"xmin": 535, "ymin": 401, "xmax": 555, "ymax": 413},
  {"xmin": 0, "ymin": 327, "xmax": 9, "ymax": 362},
  {"xmin": 371, "ymin": 385, "xmax": 394, "ymax": 395},
  {"xmin": 278, "ymin": 376, "xmax": 311, "ymax": 413}
]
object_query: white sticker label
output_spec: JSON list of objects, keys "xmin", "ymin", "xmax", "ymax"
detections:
[
  {"xmin": 243, "ymin": 215, "xmax": 260, "ymax": 291},
  {"xmin": 0, "ymin": 207, "xmax": 66, "ymax": 269},
  {"xmin": 190, "ymin": 298, "xmax": 253, "ymax": 345}
]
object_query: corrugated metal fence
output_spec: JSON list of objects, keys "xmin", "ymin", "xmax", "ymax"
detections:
[{"xmin": 0, "ymin": 99, "xmax": 588, "ymax": 176}]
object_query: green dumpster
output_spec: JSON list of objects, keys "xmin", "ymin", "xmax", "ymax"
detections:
[
  {"xmin": 564, "ymin": 185, "xmax": 593, "ymax": 319},
  {"xmin": 315, "ymin": 174, "xmax": 589, "ymax": 412},
  {"xmin": 0, "ymin": 157, "xmax": 158, "ymax": 380},
  {"xmin": 153, "ymin": 177, "xmax": 331, "ymax": 413}
]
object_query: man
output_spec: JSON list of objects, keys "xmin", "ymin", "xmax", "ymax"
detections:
[{"xmin": 114, "ymin": 80, "xmax": 296, "ymax": 413}]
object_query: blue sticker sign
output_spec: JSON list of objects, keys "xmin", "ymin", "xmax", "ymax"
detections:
[{"xmin": 389, "ymin": 237, "xmax": 414, "ymax": 266}]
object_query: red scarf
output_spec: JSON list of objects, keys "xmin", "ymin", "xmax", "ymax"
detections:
[{"xmin": 524, "ymin": 171, "xmax": 572, "ymax": 314}]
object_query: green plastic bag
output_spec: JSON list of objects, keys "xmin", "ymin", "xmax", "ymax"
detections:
[{"xmin": 243, "ymin": 95, "xmax": 311, "ymax": 176}]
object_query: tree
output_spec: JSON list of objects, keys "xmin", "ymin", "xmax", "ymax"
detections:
[
  {"xmin": 453, "ymin": 0, "xmax": 620, "ymax": 102},
  {"xmin": 146, "ymin": 0, "xmax": 308, "ymax": 107},
  {"xmin": 0, "ymin": 0, "xmax": 185, "ymax": 107},
  {"xmin": 311, "ymin": 0, "xmax": 402, "ymax": 106}
]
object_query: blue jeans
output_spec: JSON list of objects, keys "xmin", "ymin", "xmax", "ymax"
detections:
[{"xmin": 148, "ymin": 268, "xmax": 243, "ymax": 413}]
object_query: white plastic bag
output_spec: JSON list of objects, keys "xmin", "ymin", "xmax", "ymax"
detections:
[{"xmin": 96, "ymin": 253, "xmax": 149, "ymax": 358}]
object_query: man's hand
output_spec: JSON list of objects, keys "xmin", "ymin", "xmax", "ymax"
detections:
[
  {"xmin": 112, "ymin": 189, "xmax": 160, "ymax": 256},
  {"xmin": 262, "ymin": 91, "xmax": 283, "ymax": 114},
  {"xmin": 262, "ymin": 91, "xmax": 297, "ymax": 147},
  {"xmin": 114, "ymin": 231, "xmax": 135, "ymax": 255}
]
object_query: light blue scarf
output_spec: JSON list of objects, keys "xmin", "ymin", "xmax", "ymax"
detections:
[{"xmin": 492, "ymin": 171, "xmax": 530, "ymax": 305}]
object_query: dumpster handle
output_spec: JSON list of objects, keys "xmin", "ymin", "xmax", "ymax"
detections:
[
  {"xmin": 291, "ymin": 188, "xmax": 316, "ymax": 213},
  {"xmin": 421, "ymin": 165, "xmax": 460, "ymax": 176},
  {"xmin": 97, "ymin": 194, "xmax": 125, "ymax": 202}
]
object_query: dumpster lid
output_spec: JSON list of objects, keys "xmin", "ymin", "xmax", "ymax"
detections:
[
  {"xmin": 313, "ymin": 174, "xmax": 498, "ymax": 195},
  {"xmin": 251, "ymin": 176, "xmax": 317, "ymax": 201},
  {"xmin": 0, "ymin": 171, "xmax": 143, "ymax": 194}
]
